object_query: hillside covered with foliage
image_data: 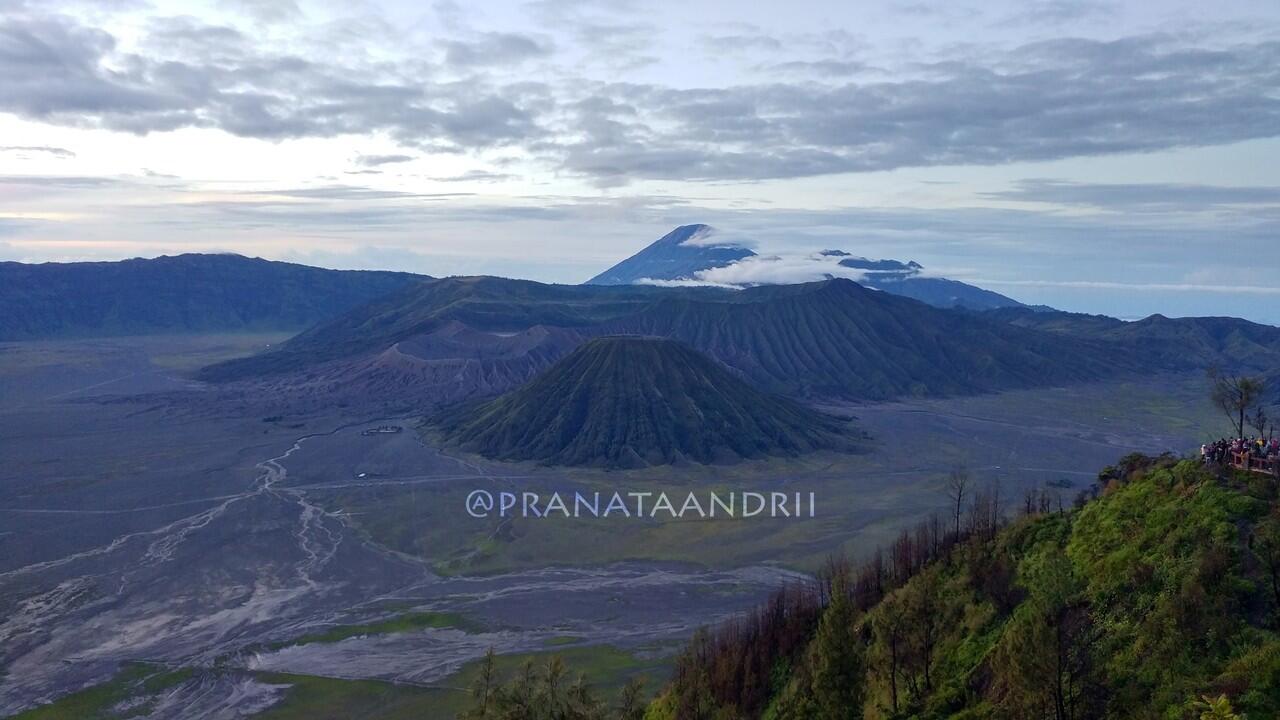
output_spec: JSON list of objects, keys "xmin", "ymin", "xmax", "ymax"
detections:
[{"xmin": 639, "ymin": 454, "xmax": 1280, "ymax": 719}]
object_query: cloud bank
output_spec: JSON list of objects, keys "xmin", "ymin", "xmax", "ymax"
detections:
[
  {"xmin": 1, "ymin": 8, "xmax": 1279, "ymax": 184},
  {"xmin": 638, "ymin": 251, "xmax": 881, "ymax": 289}
]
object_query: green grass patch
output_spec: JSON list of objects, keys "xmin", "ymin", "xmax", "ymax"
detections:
[
  {"xmin": 543, "ymin": 635, "xmax": 584, "ymax": 647},
  {"xmin": 11, "ymin": 646, "xmax": 670, "ymax": 720},
  {"xmin": 250, "ymin": 672, "xmax": 466, "ymax": 720},
  {"xmin": 447, "ymin": 643, "xmax": 672, "ymax": 698},
  {"xmin": 282, "ymin": 611, "xmax": 483, "ymax": 647},
  {"xmin": 249, "ymin": 645, "xmax": 669, "ymax": 719},
  {"xmin": 12, "ymin": 662, "xmax": 193, "ymax": 720}
]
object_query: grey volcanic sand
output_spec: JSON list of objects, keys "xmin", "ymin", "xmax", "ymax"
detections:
[
  {"xmin": 0, "ymin": 337, "xmax": 1219, "ymax": 717},
  {"xmin": 0, "ymin": 343, "xmax": 800, "ymax": 716}
]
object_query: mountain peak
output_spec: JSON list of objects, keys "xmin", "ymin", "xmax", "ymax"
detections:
[
  {"xmin": 836, "ymin": 256, "xmax": 923, "ymax": 276},
  {"xmin": 657, "ymin": 224, "xmax": 714, "ymax": 245},
  {"xmin": 585, "ymin": 225, "xmax": 756, "ymax": 286}
]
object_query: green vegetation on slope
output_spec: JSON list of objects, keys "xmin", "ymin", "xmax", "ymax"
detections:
[
  {"xmin": 429, "ymin": 336, "xmax": 858, "ymax": 468},
  {"xmin": 454, "ymin": 647, "xmax": 661, "ymax": 720},
  {"xmin": 11, "ymin": 663, "xmax": 195, "ymax": 719},
  {"xmin": 278, "ymin": 611, "xmax": 483, "ymax": 648},
  {"xmin": 249, "ymin": 672, "xmax": 461, "ymax": 720},
  {"xmin": 645, "ymin": 454, "xmax": 1280, "ymax": 719}
]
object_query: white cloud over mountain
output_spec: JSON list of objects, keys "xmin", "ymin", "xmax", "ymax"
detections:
[
  {"xmin": 638, "ymin": 252, "xmax": 873, "ymax": 289},
  {"xmin": 675, "ymin": 226, "xmax": 757, "ymax": 249}
]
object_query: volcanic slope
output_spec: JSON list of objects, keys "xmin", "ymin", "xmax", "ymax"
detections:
[
  {"xmin": 430, "ymin": 336, "xmax": 857, "ymax": 468},
  {"xmin": 605, "ymin": 278, "xmax": 1128, "ymax": 400},
  {"xmin": 198, "ymin": 276, "xmax": 699, "ymax": 381},
  {"xmin": 202, "ymin": 277, "xmax": 1134, "ymax": 403}
]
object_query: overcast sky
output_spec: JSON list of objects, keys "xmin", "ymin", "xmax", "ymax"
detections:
[{"xmin": 2, "ymin": 0, "xmax": 1279, "ymax": 322}]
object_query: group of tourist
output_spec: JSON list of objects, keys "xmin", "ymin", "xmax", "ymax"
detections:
[{"xmin": 1201, "ymin": 436, "xmax": 1280, "ymax": 465}]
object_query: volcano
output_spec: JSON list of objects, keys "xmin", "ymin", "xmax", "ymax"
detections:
[{"xmin": 430, "ymin": 336, "xmax": 857, "ymax": 468}]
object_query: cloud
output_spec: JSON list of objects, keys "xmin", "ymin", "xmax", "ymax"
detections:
[
  {"xmin": 0, "ymin": 0, "xmax": 147, "ymax": 12},
  {"xmin": 526, "ymin": 0, "xmax": 655, "ymax": 68},
  {"xmin": 550, "ymin": 34, "xmax": 1280, "ymax": 184},
  {"xmin": 0, "ymin": 145, "xmax": 76, "ymax": 159},
  {"xmin": 970, "ymin": 278, "xmax": 1280, "ymax": 295},
  {"xmin": 280, "ymin": 244, "xmax": 439, "ymax": 274},
  {"xmin": 237, "ymin": 185, "xmax": 473, "ymax": 201},
  {"xmin": 217, "ymin": 0, "xmax": 302, "ymax": 23},
  {"xmin": 985, "ymin": 179, "xmax": 1280, "ymax": 212},
  {"xmin": 676, "ymin": 225, "xmax": 756, "ymax": 249},
  {"xmin": 996, "ymin": 0, "xmax": 1116, "ymax": 27},
  {"xmin": 702, "ymin": 33, "xmax": 783, "ymax": 54},
  {"xmin": 354, "ymin": 154, "xmax": 415, "ymax": 167},
  {"xmin": 638, "ymin": 251, "xmax": 873, "ymax": 289},
  {"xmin": 431, "ymin": 169, "xmax": 519, "ymax": 183},
  {"xmin": 892, "ymin": 4, "xmax": 983, "ymax": 22},
  {"xmin": 0, "ymin": 174, "xmax": 122, "ymax": 188},
  {"xmin": 442, "ymin": 32, "xmax": 553, "ymax": 67},
  {"xmin": 0, "ymin": 13, "xmax": 546, "ymax": 150},
  {"xmin": 758, "ymin": 59, "xmax": 869, "ymax": 77},
  {"xmin": 433, "ymin": 0, "xmax": 466, "ymax": 32},
  {"xmin": 3, "ymin": 8, "xmax": 1278, "ymax": 186},
  {"xmin": 147, "ymin": 16, "xmax": 250, "ymax": 58}
]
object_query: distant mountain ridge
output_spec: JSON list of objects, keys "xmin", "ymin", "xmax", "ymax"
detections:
[
  {"xmin": 863, "ymin": 275, "xmax": 1025, "ymax": 310},
  {"xmin": 430, "ymin": 336, "xmax": 857, "ymax": 467},
  {"xmin": 585, "ymin": 224, "xmax": 1025, "ymax": 310},
  {"xmin": 203, "ymin": 275, "xmax": 1137, "ymax": 404},
  {"xmin": 0, "ymin": 254, "xmax": 424, "ymax": 340},
  {"xmin": 982, "ymin": 306, "xmax": 1280, "ymax": 372}
]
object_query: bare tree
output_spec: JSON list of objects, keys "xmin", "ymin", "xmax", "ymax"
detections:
[
  {"xmin": 1209, "ymin": 369, "xmax": 1266, "ymax": 438},
  {"xmin": 968, "ymin": 481, "xmax": 1004, "ymax": 541},
  {"xmin": 1023, "ymin": 486, "xmax": 1038, "ymax": 517},
  {"xmin": 946, "ymin": 467, "xmax": 970, "ymax": 536},
  {"xmin": 1250, "ymin": 404, "xmax": 1270, "ymax": 440}
]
